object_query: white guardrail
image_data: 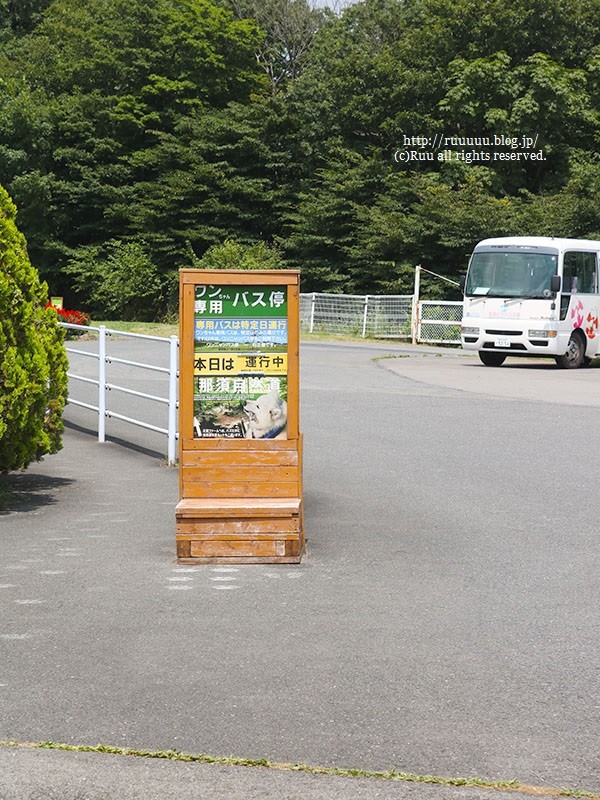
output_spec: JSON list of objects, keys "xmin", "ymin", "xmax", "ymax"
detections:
[
  {"xmin": 59, "ymin": 294, "xmax": 459, "ymax": 462},
  {"xmin": 60, "ymin": 323, "xmax": 179, "ymax": 464}
]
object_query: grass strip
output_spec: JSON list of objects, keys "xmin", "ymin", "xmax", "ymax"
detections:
[
  {"xmin": 91, "ymin": 320, "xmax": 179, "ymax": 338},
  {"xmin": 0, "ymin": 740, "xmax": 598, "ymax": 798}
]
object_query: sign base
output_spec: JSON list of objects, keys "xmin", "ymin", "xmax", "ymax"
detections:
[{"xmin": 176, "ymin": 497, "xmax": 303, "ymax": 563}]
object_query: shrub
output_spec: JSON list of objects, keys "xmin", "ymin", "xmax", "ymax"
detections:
[
  {"xmin": 0, "ymin": 184, "xmax": 68, "ymax": 473},
  {"xmin": 65, "ymin": 240, "xmax": 165, "ymax": 321},
  {"xmin": 196, "ymin": 239, "xmax": 284, "ymax": 271}
]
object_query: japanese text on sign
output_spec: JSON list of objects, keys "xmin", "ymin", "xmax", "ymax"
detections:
[
  {"xmin": 194, "ymin": 353, "xmax": 288, "ymax": 376},
  {"xmin": 195, "ymin": 286, "xmax": 287, "ymax": 318}
]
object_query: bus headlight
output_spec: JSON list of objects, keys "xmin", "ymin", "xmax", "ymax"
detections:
[
  {"xmin": 461, "ymin": 326, "xmax": 479, "ymax": 335},
  {"xmin": 528, "ymin": 329, "xmax": 557, "ymax": 338}
]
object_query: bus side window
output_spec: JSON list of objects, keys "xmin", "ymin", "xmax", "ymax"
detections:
[
  {"xmin": 582, "ymin": 253, "xmax": 596, "ymax": 292},
  {"xmin": 561, "ymin": 251, "xmax": 597, "ymax": 318}
]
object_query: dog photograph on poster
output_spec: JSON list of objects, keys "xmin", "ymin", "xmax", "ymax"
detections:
[{"xmin": 193, "ymin": 378, "xmax": 288, "ymax": 439}]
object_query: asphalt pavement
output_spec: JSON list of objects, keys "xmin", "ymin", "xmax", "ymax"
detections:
[{"xmin": 1, "ymin": 340, "xmax": 598, "ymax": 799}]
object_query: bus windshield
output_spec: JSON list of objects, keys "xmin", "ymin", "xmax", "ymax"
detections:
[{"xmin": 465, "ymin": 250, "xmax": 558, "ymax": 298}]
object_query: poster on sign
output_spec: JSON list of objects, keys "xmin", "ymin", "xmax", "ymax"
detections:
[{"xmin": 193, "ymin": 284, "xmax": 289, "ymax": 439}]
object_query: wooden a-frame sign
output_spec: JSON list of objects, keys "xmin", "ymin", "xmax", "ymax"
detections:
[{"xmin": 175, "ymin": 269, "xmax": 304, "ymax": 563}]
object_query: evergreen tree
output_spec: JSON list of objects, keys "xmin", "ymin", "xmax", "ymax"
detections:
[{"xmin": 0, "ymin": 184, "xmax": 67, "ymax": 473}]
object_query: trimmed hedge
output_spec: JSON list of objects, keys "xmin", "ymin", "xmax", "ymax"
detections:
[{"xmin": 0, "ymin": 184, "xmax": 68, "ymax": 472}]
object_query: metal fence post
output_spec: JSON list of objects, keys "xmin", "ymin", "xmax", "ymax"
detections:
[
  {"xmin": 412, "ymin": 265, "xmax": 421, "ymax": 345},
  {"xmin": 309, "ymin": 292, "xmax": 316, "ymax": 333},
  {"xmin": 362, "ymin": 295, "xmax": 369, "ymax": 338},
  {"xmin": 98, "ymin": 325, "xmax": 106, "ymax": 442},
  {"xmin": 167, "ymin": 335, "xmax": 178, "ymax": 465}
]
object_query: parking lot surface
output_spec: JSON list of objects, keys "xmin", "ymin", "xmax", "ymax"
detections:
[{"xmin": 1, "ymin": 341, "xmax": 598, "ymax": 799}]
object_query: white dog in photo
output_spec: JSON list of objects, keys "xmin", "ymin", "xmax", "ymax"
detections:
[{"xmin": 244, "ymin": 389, "xmax": 287, "ymax": 439}]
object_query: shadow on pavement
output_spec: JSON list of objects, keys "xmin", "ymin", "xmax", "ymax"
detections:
[
  {"xmin": 63, "ymin": 419, "xmax": 167, "ymax": 462},
  {"xmin": 0, "ymin": 472, "xmax": 75, "ymax": 515}
]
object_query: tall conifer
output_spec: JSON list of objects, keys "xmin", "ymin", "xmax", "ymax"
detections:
[{"xmin": 0, "ymin": 184, "xmax": 67, "ymax": 472}]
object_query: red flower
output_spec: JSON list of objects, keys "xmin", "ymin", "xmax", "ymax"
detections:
[{"xmin": 45, "ymin": 303, "xmax": 91, "ymax": 327}]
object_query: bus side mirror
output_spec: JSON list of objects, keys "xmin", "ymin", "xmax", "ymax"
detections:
[
  {"xmin": 551, "ymin": 275, "xmax": 561, "ymax": 293},
  {"xmin": 459, "ymin": 275, "xmax": 466, "ymax": 292}
]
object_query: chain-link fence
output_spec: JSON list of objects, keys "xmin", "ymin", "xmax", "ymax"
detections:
[
  {"xmin": 300, "ymin": 293, "xmax": 413, "ymax": 338},
  {"xmin": 417, "ymin": 301, "xmax": 463, "ymax": 344},
  {"xmin": 299, "ymin": 292, "xmax": 462, "ymax": 344}
]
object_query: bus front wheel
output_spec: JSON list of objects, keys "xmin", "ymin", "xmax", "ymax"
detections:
[
  {"xmin": 555, "ymin": 332, "xmax": 585, "ymax": 369},
  {"xmin": 478, "ymin": 351, "xmax": 506, "ymax": 367}
]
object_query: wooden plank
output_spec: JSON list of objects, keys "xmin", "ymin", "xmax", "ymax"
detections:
[
  {"xmin": 182, "ymin": 481, "xmax": 299, "ymax": 499},
  {"xmin": 297, "ymin": 433, "xmax": 304, "ymax": 499},
  {"xmin": 180, "ymin": 437, "xmax": 300, "ymax": 452},
  {"xmin": 178, "ymin": 281, "xmax": 196, "ymax": 482},
  {"xmin": 176, "ymin": 497, "xmax": 300, "ymax": 516},
  {"xmin": 178, "ymin": 555, "xmax": 302, "ymax": 564},
  {"xmin": 176, "ymin": 539, "xmax": 191, "ymax": 559},
  {"xmin": 286, "ymin": 283, "xmax": 299, "ymax": 439},
  {"xmin": 177, "ymin": 532, "xmax": 300, "ymax": 542},
  {"xmin": 182, "ymin": 449, "xmax": 299, "ymax": 467},
  {"xmin": 180, "ymin": 269, "xmax": 300, "ymax": 287},
  {"xmin": 176, "ymin": 518, "xmax": 301, "ymax": 534},
  {"xmin": 190, "ymin": 539, "xmax": 288, "ymax": 558},
  {"xmin": 182, "ymin": 466, "xmax": 297, "ymax": 483}
]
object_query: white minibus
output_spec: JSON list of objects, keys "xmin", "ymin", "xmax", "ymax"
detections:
[{"xmin": 460, "ymin": 236, "xmax": 600, "ymax": 368}]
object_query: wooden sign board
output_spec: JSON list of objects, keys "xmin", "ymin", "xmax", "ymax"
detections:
[{"xmin": 176, "ymin": 269, "xmax": 304, "ymax": 563}]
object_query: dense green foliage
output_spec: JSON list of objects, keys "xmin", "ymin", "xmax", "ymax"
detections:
[
  {"xmin": 0, "ymin": 183, "xmax": 68, "ymax": 472},
  {"xmin": 0, "ymin": 0, "xmax": 598, "ymax": 312},
  {"xmin": 0, "ymin": 0, "xmax": 265, "ymax": 312},
  {"xmin": 195, "ymin": 239, "xmax": 285, "ymax": 270}
]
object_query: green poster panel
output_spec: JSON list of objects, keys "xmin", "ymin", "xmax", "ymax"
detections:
[{"xmin": 193, "ymin": 284, "xmax": 289, "ymax": 439}]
